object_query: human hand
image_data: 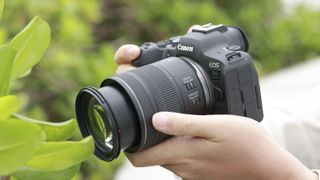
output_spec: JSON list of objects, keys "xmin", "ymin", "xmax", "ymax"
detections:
[
  {"xmin": 114, "ymin": 44, "xmax": 140, "ymax": 74},
  {"xmin": 113, "ymin": 25, "xmax": 317, "ymax": 180},
  {"xmin": 126, "ymin": 112, "xmax": 316, "ymax": 180}
]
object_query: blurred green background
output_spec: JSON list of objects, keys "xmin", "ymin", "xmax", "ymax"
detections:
[{"xmin": 1, "ymin": 0, "xmax": 320, "ymax": 179}]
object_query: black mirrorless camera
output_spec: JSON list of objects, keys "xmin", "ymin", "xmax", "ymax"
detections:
[{"xmin": 75, "ymin": 23, "xmax": 263, "ymax": 161}]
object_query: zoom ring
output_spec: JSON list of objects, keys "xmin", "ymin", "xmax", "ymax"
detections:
[{"xmin": 134, "ymin": 65, "xmax": 182, "ymax": 113}]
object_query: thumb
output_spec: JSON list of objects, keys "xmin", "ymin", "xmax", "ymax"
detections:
[{"xmin": 152, "ymin": 112, "xmax": 220, "ymax": 138}]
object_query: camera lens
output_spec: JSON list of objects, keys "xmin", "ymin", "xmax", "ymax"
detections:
[
  {"xmin": 76, "ymin": 57, "xmax": 214, "ymax": 161},
  {"xmin": 76, "ymin": 85, "xmax": 139, "ymax": 161},
  {"xmin": 87, "ymin": 98, "xmax": 113, "ymax": 150}
]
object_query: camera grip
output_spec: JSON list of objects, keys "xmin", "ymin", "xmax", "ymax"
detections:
[
  {"xmin": 132, "ymin": 43, "xmax": 164, "ymax": 67},
  {"xmin": 132, "ymin": 37, "xmax": 180, "ymax": 67}
]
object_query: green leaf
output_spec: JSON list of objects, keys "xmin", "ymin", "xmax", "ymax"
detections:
[
  {"xmin": 11, "ymin": 164, "xmax": 80, "ymax": 180},
  {"xmin": 16, "ymin": 69, "xmax": 32, "ymax": 79},
  {"xmin": 10, "ymin": 16, "xmax": 51, "ymax": 79},
  {"xmin": 0, "ymin": 96, "xmax": 21, "ymax": 121},
  {"xmin": 0, "ymin": 119, "xmax": 45, "ymax": 175},
  {"xmin": 13, "ymin": 114, "xmax": 77, "ymax": 141},
  {"xmin": 26, "ymin": 136, "xmax": 94, "ymax": 171},
  {"xmin": 0, "ymin": 45, "xmax": 16, "ymax": 96},
  {"xmin": 0, "ymin": 0, "xmax": 3, "ymax": 20}
]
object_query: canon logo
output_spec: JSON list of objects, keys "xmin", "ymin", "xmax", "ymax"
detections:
[{"xmin": 177, "ymin": 44, "xmax": 194, "ymax": 52}]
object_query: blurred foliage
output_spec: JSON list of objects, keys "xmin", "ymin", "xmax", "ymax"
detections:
[
  {"xmin": 1, "ymin": 0, "xmax": 320, "ymax": 179},
  {"xmin": 0, "ymin": 13, "xmax": 94, "ymax": 180}
]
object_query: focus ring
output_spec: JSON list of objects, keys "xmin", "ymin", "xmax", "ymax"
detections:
[{"xmin": 134, "ymin": 65, "xmax": 182, "ymax": 112}]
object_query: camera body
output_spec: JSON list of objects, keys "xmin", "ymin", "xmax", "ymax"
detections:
[
  {"xmin": 133, "ymin": 24, "xmax": 263, "ymax": 120},
  {"xmin": 75, "ymin": 23, "xmax": 264, "ymax": 161}
]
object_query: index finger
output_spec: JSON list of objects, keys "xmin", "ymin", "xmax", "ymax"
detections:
[{"xmin": 114, "ymin": 44, "xmax": 141, "ymax": 65}]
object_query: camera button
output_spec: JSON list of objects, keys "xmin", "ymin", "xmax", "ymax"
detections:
[
  {"xmin": 226, "ymin": 52, "xmax": 242, "ymax": 61},
  {"xmin": 227, "ymin": 45, "xmax": 241, "ymax": 51},
  {"xmin": 210, "ymin": 69, "xmax": 221, "ymax": 80},
  {"xmin": 213, "ymin": 87, "xmax": 224, "ymax": 100},
  {"xmin": 185, "ymin": 81, "xmax": 197, "ymax": 91},
  {"xmin": 190, "ymin": 97, "xmax": 201, "ymax": 107},
  {"xmin": 157, "ymin": 41, "xmax": 167, "ymax": 48}
]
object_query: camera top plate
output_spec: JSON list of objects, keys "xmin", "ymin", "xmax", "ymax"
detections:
[{"xmin": 192, "ymin": 23, "xmax": 228, "ymax": 34}]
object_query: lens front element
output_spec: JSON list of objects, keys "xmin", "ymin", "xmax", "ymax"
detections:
[
  {"xmin": 88, "ymin": 98, "xmax": 113, "ymax": 150},
  {"xmin": 76, "ymin": 85, "xmax": 139, "ymax": 161}
]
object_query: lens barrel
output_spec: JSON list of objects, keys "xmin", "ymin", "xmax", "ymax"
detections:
[{"xmin": 76, "ymin": 57, "xmax": 214, "ymax": 161}]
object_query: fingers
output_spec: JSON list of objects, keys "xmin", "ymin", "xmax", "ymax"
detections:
[
  {"xmin": 116, "ymin": 64, "xmax": 136, "ymax": 74},
  {"xmin": 152, "ymin": 112, "xmax": 214, "ymax": 138},
  {"xmin": 114, "ymin": 44, "xmax": 141, "ymax": 64},
  {"xmin": 187, "ymin": 25, "xmax": 201, "ymax": 33},
  {"xmin": 126, "ymin": 136, "xmax": 210, "ymax": 167},
  {"xmin": 152, "ymin": 112, "xmax": 245, "ymax": 139}
]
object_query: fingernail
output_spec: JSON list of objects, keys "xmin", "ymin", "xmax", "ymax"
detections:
[
  {"xmin": 153, "ymin": 113, "xmax": 168, "ymax": 130},
  {"xmin": 127, "ymin": 47, "xmax": 139, "ymax": 59}
]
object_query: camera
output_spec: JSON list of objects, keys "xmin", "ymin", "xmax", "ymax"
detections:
[{"xmin": 75, "ymin": 23, "xmax": 263, "ymax": 161}]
